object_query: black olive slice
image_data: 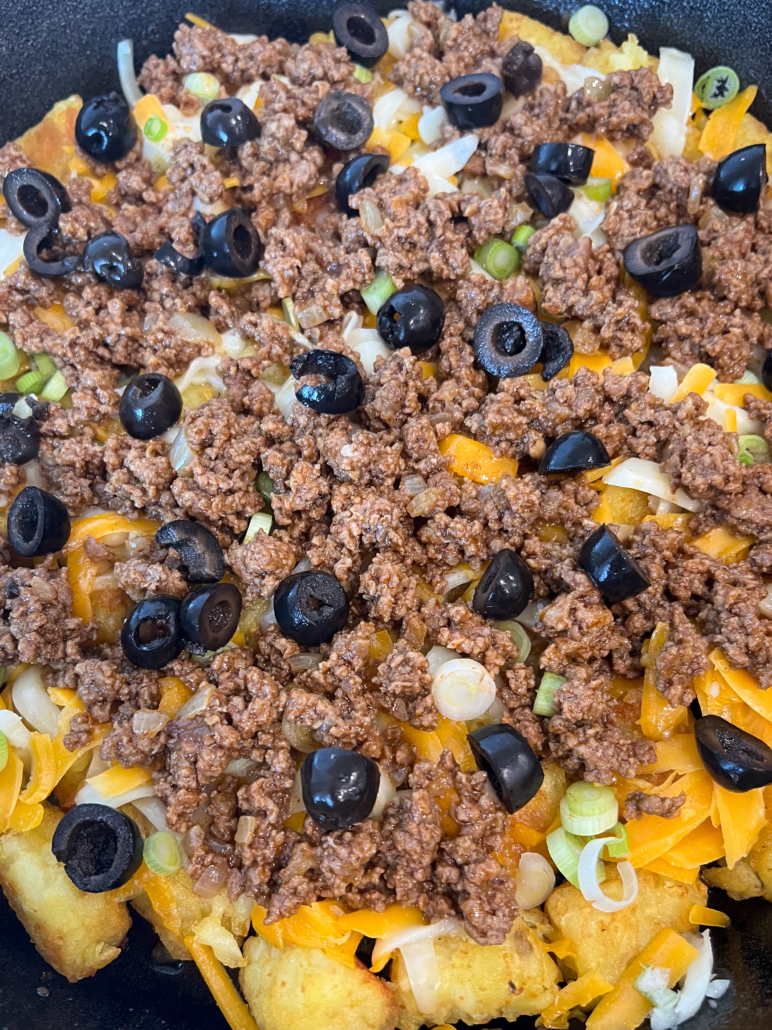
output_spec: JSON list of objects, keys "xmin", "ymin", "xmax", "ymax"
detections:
[
  {"xmin": 3, "ymin": 168, "xmax": 71, "ymax": 228},
  {"xmin": 0, "ymin": 393, "xmax": 21, "ymax": 417},
  {"xmin": 622, "ymin": 224, "xmax": 701, "ymax": 298},
  {"xmin": 274, "ymin": 570, "xmax": 349, "ymax": 646},
  {"xmin": 180, "ymin": 583, "xmax": 242, "ymax": 651},
  {"xmin": 376, "ymin": 284, "xmax": 445, "ymax": 353},
  {"xmin": 75, "ymin": 92, "xmax": 137, "ymax": 163},
  {"xmin": 578, "ymin": 525, "xmax": 651, "ymax": 605},
  {"xmin": 538, "ymin": 322, "xmax": 574, "ymax": 380},
  {"xmin": 712, "ymin": 144, "xmax": 768, "ymax": 214},
  {"xmin": 200, "ymin": 98, "xmax": 261, "ymax": 148},
  {"xmin": 156, "ymin": 520, "xmax": 225, "ymax": 583},
  {"xmin": 472, "ymin": 548, "xmax": 534, "ymax": 621},
  {"xmin": 440, "ymin": 73, "xmax": 503, "ymax": 131},
  {"xmin": 300, "ymin": 747, "xmax": 380, "ymax": 830},
  {"xmin": 200, "ymin": 209, "xmax": 262, "ymax": 279},
  {"xmin": 23, "ymin": 222, "xmax": 80, "ymax": 278},
  {"xmin": 155, "ymin": 242, "xmax": 205, "ymax": 278},
  {"xmin": 763, "ymin": 351, "xmax": 772, "ymax": 394},
  {"xmin": 467, "ymin": 723, "xmax": 544, "ymax": 814},
  {"xmin": 695, "ymin": 714, "xmax": 772, "ymax": 792},
  {"xmin": 0, "ymin": 413, "xmax": 40, "ymax": 465},
  {"xmin": 529, "ymin": 143, "xmax": 594, "ymax": 185},
  {"xmin": 335, "ymin": 153, "xmax": 390, "ymax": 216},
  {"xmin": 52, "ymin": 804, "xmax": 143, "ymax": 893},
  {"xmin": 524, "ymin": 172, "xmax": 574, "ymax": 220},
  {"xmin": 82, "ymin": 231, "xmax": 143, "ymax": 290},
  {"xmin": 119, "ymin": 373, "xmax": 182, "ymax": 440},
  {"xmin": 121, "ymin": 595, "xmax": 184, "ymax": 669},
  {"xmin": 332, "ymin": 3, "xmax": 389, "ymax": 67},
  {"xmin": 473, "ymin": 302, "xmax": 543, "ymax": 378},
  {"xmin": 502, "ymin": 40, "xmax": 543, "ymax": 97},
  {"xmin": 7, "ymin": 486, "xmax": 70, "ymax": 557},
  {"xmin": 289, "ymin": 349, "xmax": 365, "ymax": 414},
  {"xmin": 313, "ymin": 91, "xmax": 374, "ymax": 152},
  {"xmin": 539, "ymin": 430, "xmax": 611, "ymax": 475}
]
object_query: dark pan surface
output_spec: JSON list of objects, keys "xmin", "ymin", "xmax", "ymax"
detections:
[{"xmin": 1, "ymin": 1, "xmax": 772, "ymax": 1027}]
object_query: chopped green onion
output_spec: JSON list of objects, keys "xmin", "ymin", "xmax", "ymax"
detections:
[
  {"xmin": 498, "ymin": 620, "xmax": 531, "ymax": 664},
  {"xmin": 547, "ymin": 827, "xmax": 606, "ymax": 888},
  {"xmin": 582, "ymin": 177, "xmax": 612, "ymax": 203},
  {"xmin": 633, "ymin": 966, "xmax": 678, "ymax": 1010},
  {"xmin": 695, "ymin": 66, "xmax": 740, "ymax": 110},
  {"xmin": 244, "ymin": 511, "xmax": 273, "ymax": 543},
  {"xmin": 560, "ymin": 782, "xmax": 619, "ymax": 836},
  {"xmin": 183, "ymin": 72, "xmax": 221, "ymax": 101},
  {"xmin": 256, "ymin": 471, "xmax": 275, "ymax": 505},
  {"xmin": 0, "ymin": 730, "xmax": 7, "ymax": 773},
  {"xmin": 738, "ymin": 434, "xmax": 771, "ymax": 466},
  {"xmin": 361, "ymin": 269, "xmax": 398, "ymax": 316},
  {"xmin": 353, "ymin": 64, "xmax": 373, "ymax": 83},
  {"xmin": 604, "ymin": 821, "xmax": 630, "ymax": 859},
  {"xmin": 0, "ymin": 333, "xmax": 21, "ymax": 380},
  {"xmin": 282, "ymin": 296, "xmax": 300, "ymax": 331},
  {"xmin": 533, "ymin": 672, "xmax": 566, "ymax": 717},
  {"xmin": 511, "ymin": 224, "xmax": 536, "ymax": 253},
  {"xmin": 568, "ymin": 5, "xmax": 609, "ymax": 47},
  {"xmin": 40, "ymin": 369, "xmax": 69, "ymax": 402},
  {"xmin": 33, "ymin": 353, "xmax": 57, "ymax": 378},
  {"xmin": 143, "ymin": 831, "xmax": 182, "ymax": 877},
  {"xmin": 735, "ymin": 369, "xmax": 761, "ymax": 384},
  {"xmin": 15, "ymin": 369, "xmax": 48, "ymax": 394},
  {"xmin": 474, "ymin": 239, "xmax": 520, "ymax": 281},
  {"xmin": 144, "ymin": 116, "xmax": 168, "ymax": 142}
]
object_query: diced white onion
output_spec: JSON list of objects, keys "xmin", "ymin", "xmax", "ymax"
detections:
[
  {"xmin": 533, "ymin": 45, "xmax": 605, "ymax": 94},
  {"xmin": 515, "ymin": 852, "xmax": 556, "ymax": 909},
  {"xmin": 387, "ymin": 15, "xmax": 415, "ymax": 58},
  {"xmin": 418, "ymin": 105, "xmax": 448, "ymax": 145},
  {"xmin": 568, "ymin": 192, "xmax": 606, "ymax": 246},
  {"xmin": 347, "ymin": 328, "xmax": 391, "ymax": 374},
  {"xmin": 370, "ymin": 768, "xmax": 397, "ymax": 820},
  {"xmin": 272, "ymin": 376, "xmax": 297, "ymax": 421},
  {"xmin": 603, "ymin": 457, "xmax": 702, "ymax": 512},
  {"xmin": 650, "ymin": 48, "xmax": 694, "ymax": 158},
  {"xmin": 177, "ymin": 686, "xmax": 216, "ymax": 719},
  {"xmin": 371, "ymin": 917, "xmax": 462, "ymax": 964},
  {"xmin": 442, "ymin": 564, "xmax": 476, "ymax": 597},
  {"xmin": 432, "ymin": 658, "xmax": 497, "ymax": 722},
  {"xmin": 412, "ymin": 134, "xmax": 479, "ymax": 182},
  {"xmin": 132, "ymin": 710, "xmax": 170, "ymax": 736},
  {"xmin": 704, "ymin": 392, "xmax": 764, "ymax": 435},
  {"xmin": 289, "ymin": 767, "xmax": 306, "ymax": 815},
  {"xmin": 23, "ymin": 458, "xmax": 46, "ymax": 489},
  {"xmin": 577, "ymin": 836, "xmax": 639, "ymax": 912},
  {"xmin": 224, "ymin": 757, "xmax": 254, "ymax": 777},
  {"xmin": 169, "ymin": 427, "xmax": 197, "ymax": 475},
  {"xmin": 0, "ymin": 710, "xmax": 31, "ymax": 748},
  {"xmin": 649, "ymin": 365, "xmax": 679, "ymax": 402},
  {"xmin": 236, "ymin": 79, "xmax": 262, "ymax": 111},
  {"xmin": 515, "ymin": 600, "xmax": 550, "ymax": 629},
  {"xmin": 650, "ymin": 931, "xmax": 717, "ymax": 1030},
  {"xmin": 374, "ymin": 88, "xmax": 410, "ymax": 132},
  {"xmin": 244, "ymin": 512, "xmax": 274, "ymax": 544},
  {"xmin": 170, "ymin": 312, "xmax": 223, "ymax": 348},
  {"xmin": 759, "ymin": 583, "xmax": 772, "ymax": 618},
  {"xmin": 132, "ymin": 795, "xmax": 172, "ymax": 833},
  {"xmin": 221, "ymin": 328, "xmax": 247, "ymax": 358},
  {"xmin": 705, "ymin": 979, "xmax": 730, "ymax": 1000},
  {"xmin": 341, "ymin": 311, "xmax": 363, "ymax": 339},
  {"xmin": 0, "ymin": 229, "xmax": 27, "ymax": 279},
  {"xmin": 75, "ymin": 782, "xmax": 156, "ymax": 808},
  {"xmin": 426, "ymin": 645, "xmax": 459, "ymax": 677},
  {"xmin": 359, "ymin": 198, "xmax": 384, "ymax": 232},
  {"xmin": 117, "ymin": 39, "xmax": 143, "ymax": 107},
  {"xmin": 12, "ymin": 667, "xmax": 59, "ymax": 738},
  {"xmin": 192, "ymin": 864, "xmax": 227, "ymax": 899},
  {"xmin": 297, "ymin": 303, "xmax": 328, "ymax": 330},
  {"xmin": 229, "ymin": 32, "xmax": 258, "ymax": 44},
  {"xmin": 424, "ymin": 174, "xmax": 457, "ymax": 197}
]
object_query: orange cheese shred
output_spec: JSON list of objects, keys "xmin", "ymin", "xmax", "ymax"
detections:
[
  {"xmin": 625, "ymin": 771, "xmax": 714, "ymax": 868},
  {"xmin": 184, "ymin": 937, "xmax": 258, "ymax": 1030},
  {"xmin": 0, "ymin": 750, "xmax": 24, "ymax": 833},
  {"xmin": 713, "ymin": 782, "xmax": 766, "ymax": 869},
  {"xmin": 539, "ymin": 973, "xmax": 614, "ymax": 1029},
  {"xmin": 19, "ymin": 733, "xmax": 56, "ymax": 805},
  {"xmin": 689, "ymin": 904, "xmax": 731, "ymax": 928}
]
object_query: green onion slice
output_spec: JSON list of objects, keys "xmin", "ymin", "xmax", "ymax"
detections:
[
  {"xmin": 0, "ymin": 333, "xmax": 21, "ymax": 380},
  {"xmin": 568, "ymin": 5, "xmax": 609, "ymax": 47},
  {"xmin": 604, "ymin": 821, "xmax": 630, "ymax": 859},
  {"xmin": 582, "ymin": 177, "xmax": 612, "ymax": 204},
  {"xmin": 533, "ymin": 672, "xmax": 566, "ymax": 717},
  {"xmin": 633, "ymin": 965, "xmax": 679, "ymax": 1009},
  {"xmin": 735, "ymin": 369, "xmax": 761, "ymax": 384},
  {"xmin": 547, "ymin": 827, "xmax": 606, "ymax": 888},
  {"xmin": 40, "ymin": 369, "xmax": 68, "ymax": 402},
  {"xmin": 244, "ymin": 511, "xmax": 273, "ymax": 543},
  {"xmin": 143, "ymin": 831, "xmax": 182, "ymax": 877},
  {"xmin": 353, "ymin": 64, "xmax": 373, "ymax": 83},
  {"xmin": 561, "ymin": 783, "xmax": 619, "ymax": 836},
  {"xmin": 144, "ymin": 116, "xmax": 168, "ymax": 142},
  {"xmin": 33, "ymin": 352, "xmax": 57, "ymax": 377},
  {"xmin": 474, "ymin": 239, "xmax": 519, "ymax": 281},
  {"xmin": 183, "ymin": 72, "xmax": 221, "ymax": 101},
  {"xmin": 361, "ymin": 269, "xmax": 398, "ymax": 316},
  {"xmin": 511, "ymin": 224, "xmax": 536, "ymax": 253},
  {"xmin": 695, "ymin": 66, "xmax": 740, "ymax": 110},
  {"xmin": 498, "ymin": 620, "xmax": 531, "ymax": 664},
  {"xmin": 738, "ymin": 434, "xmax": 771, "ymax": 466},
  {"xmin": 0, "ymin": 730, "xmax": 7, "ymax": 773},
  {"xmin": 256, "ymin": 471, "xmax": 275, "ymax": 505},
  {"xmin": 15, "ymin": 369, "xmax": 48, "ymax": 394}
]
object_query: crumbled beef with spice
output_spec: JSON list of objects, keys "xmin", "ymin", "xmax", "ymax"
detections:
[{"xmin": 624, "ymin": 790, "xmax": 686, "ymax": 820}]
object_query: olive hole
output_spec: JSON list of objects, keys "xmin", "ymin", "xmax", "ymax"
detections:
[
  {"xmin": 336, "ymin": 101, "xmax": 364, "ymax": 136},
  {"xmin": 494, "ymin": 321, "xmax": 526, "ymax": 356},
  {"xmin": 69, "ymin": 823, "xmax": 118, "ymax": 876},
  {"xmin": 347, "ymin": 14, "xmax": 376, "ymax": 45},
  {"xmin": 137, "ymin": 617, "xmax": 172, "ymax": 645},
  {"xmin": 207, "ymin": 600, "xmax": 234, "ymax": 632},
  {"xmin": 14, "ymin": 500, "xmax": 39, "ymax": 544},
  {"xmin": 232, "ymin": 223, "xmax": 253, "ymax": 259},
  {"xmin": 134, "ymin": 375, "xmax": 162, "ymax": 399},
  {"xmin": 456, "ymin": 82, "xmax": 487, "ymax": 98},
  {"xmin": 18, "ymin": 184, "xmax": 49, "ymax": 218},
  {"xmin": 363, "ymin": 167, "xmax": 381, "ymax": 189},
  {"xmin": 642, "ymin": 234, "xmax": 681, "ymax": 267}
]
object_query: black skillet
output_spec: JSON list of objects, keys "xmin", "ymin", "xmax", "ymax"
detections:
[{"xmin": 0, "ymin": 0, "xmax": 771, "ymax": 1027}]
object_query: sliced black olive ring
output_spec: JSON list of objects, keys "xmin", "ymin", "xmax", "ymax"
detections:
[
  {"xmin": 695, "ymin": 714, "xmax": 772, "ymax": 792},
  {"xmin": 313, "ymin": 90, "xmax": 374, "ymax": 152},
  {"xmin": 3, "ymin": 167, "xmax": 71, "ymax": 228},
  {"xmin": 289, "ymin": 349, "xmax": 365, "ymax": 414},
  {"xmin": 52, "ymin": 804, "xmax": 143, "ymax": 893},
  {"xmin": 538, "ymin": 321, "xmax": 573, "ymax": 380},
  {"xmin": 300, "ymin": 747, "xmax": 380, "ymax": 830},
  {"xmin": 467, "ymin": 723, "xmax": 544, "ymax": 814},
  {"xmin": 121, "ymin": 595, "xmax": 184, "ymax": 669},
  {"xmin": 712, "ymin": 144, "xmax": 768, "ymax": 214},
  {"xmin": 377, "ymin": 284, "xmax": 445, "ymax": 354},
  {"xmin": 82, "ymin": 231, "xmax": 143, "ymax": 290},
  {"xmin": 200, "ymin": 97, "xmax": 261, "ymax": 148},
  {"xmin": 156, "ymin": 520, "xmax": 225, "ymax": 583},
  {"xmin": 502, "ymin": 40, "xmax": 542, "ymax": 98},
  {"xmin": 201, "ymin": 209, "xmax": 262, "ymax": 279},
  {"xmin": 335, "ymin": 153, "xmax": 390, "ymax": 216},
  {"xmin": 119, "ymin": 373, "xmax": 183, "ymax": 440},
  {"xmin": 529, "ymin": 143, "xmax": 595, "ymax": 185},
  {"xmin": 7, "ymin": 485, "xmax": 71, "ymax": 557},
  {"xmin": 0, "ymin": 411, "xmax": 40, "ymax": 466},
  {"xmin": 155, "ymin": 241, "xmax": 205, "ymax": 278},
  {"xmin": 472, "ymin": 548, "xmax": 534, "ymax": 621},
  {"xmin": 75, "ymin": 92, "xmax": 137, "ymax": 163},
  {"xmin": 274, "ymin": 570, "xmax": 349, "ymax": 646},
  {"xmin": 180, "ymin": 583, "xmax": 243, "ymax": 651},
  {"xmin": 539, "ymin": 430, "xmax": 611, "ymax": 475},
  {"xmin": 622, "ymin": 224, "xmax": 701, "ymax": 298},
  {"xmin": 473, "ymin": 302, "xmax": 543, "ymax": 378},
  {"xmin": 524, "ymin": 172, "xmax": 574, "ymax": 220},
  {"xmin": 332, "ymin": 3, "xmax": 389, "ymax": 67},
  {"xmin": 440, "ymin": 73, "xmax": 503, "ymax": 130},
  {"xmin": 578, "ymin": 524, "xmax": 651, "ymax": 605},
  {"xmin": 23, "ymin": 222, "xmax": 81, "ymax": 278}
]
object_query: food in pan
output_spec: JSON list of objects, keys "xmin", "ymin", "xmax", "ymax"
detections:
[{"xmin": 0, "ymin": 1, "xmax": 771, "ymax": 1027}]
